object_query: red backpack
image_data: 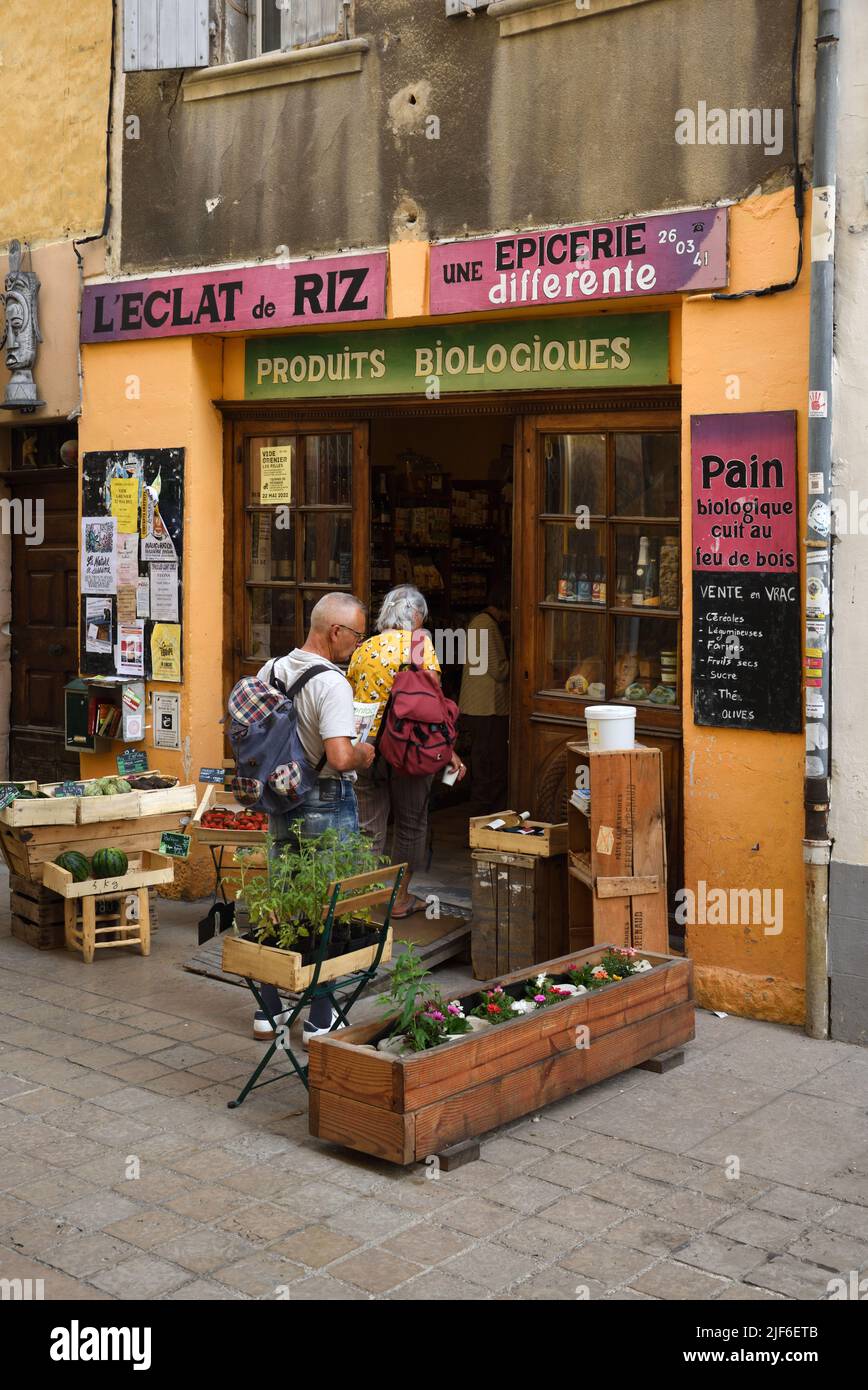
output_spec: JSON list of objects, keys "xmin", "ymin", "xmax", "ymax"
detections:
[{"xmin": 376, "ymin": 664, "xmax": 458, "ymax": 776}]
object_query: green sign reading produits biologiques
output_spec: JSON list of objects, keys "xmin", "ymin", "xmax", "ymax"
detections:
[{"xmin": 245, "ymin": 313, "xmax": 668, "ymax": 399}]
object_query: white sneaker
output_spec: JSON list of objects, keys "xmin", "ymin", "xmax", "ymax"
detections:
[
  {"xmin": 253, "ymin": 1008, "xmax": 291, "ymax": 1040},
  {"xmin": 301, "ymin": 1009, "xmax": 346, "ymax": 1049}
]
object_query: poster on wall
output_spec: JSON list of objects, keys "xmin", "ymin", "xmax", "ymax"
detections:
[
  {"xmin": 80, "ymin": 449, "xmax": 184, "ymax": 681},
  {"xmin": 691, "ymin": 412, "xmax": 801, "ymax": 733}
]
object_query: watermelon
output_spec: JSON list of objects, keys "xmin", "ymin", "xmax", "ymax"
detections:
[
  {"xmin": 54, "ymin": 851, "xmax": 91, "ymax": 882},
  {"xmin": 91, "ymin": 848, "xmax": 128, "ymax": 878}
]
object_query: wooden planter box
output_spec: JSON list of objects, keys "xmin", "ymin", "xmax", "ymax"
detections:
[
  {"xmin": 469, "ymin": 813, "xmax": 567, "ymax": 858},
  {"xmin": 308, "ymin": 946, "xmax": 694, "ymax": 1165},
  {"xmin": 471, "ymin": 849, "xmax": 567, "ymax": 980},
  {"xmin": 222, "ymin": 927, "xmax": 393, "ymax": 994}
]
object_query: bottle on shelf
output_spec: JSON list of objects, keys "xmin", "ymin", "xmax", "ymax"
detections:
[
  {"xmin": 558, "ymin": 551, "xmax": 574, "ymax": 602},
  {"xmin": 596, "ymin": 556, "xmax": 607, "ymax": 606},
  {"xmin": 643, "ymin": 556, "xmax": 660, "ymax": 607},
  {"xmin": 632, "ymin": 534, "xmax": 650, "ymax": 606},
  {"xmin": 576, "ymin": 547, "xmax": 591, "ymax": 603}
]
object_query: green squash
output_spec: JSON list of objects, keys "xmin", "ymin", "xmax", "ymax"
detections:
[
  {"xmin": 91, "ymin": 848, "xmax": 128, "ymax": 878},
  {"xmin": 54, "ymin": 851, "xmax": 91, "ymax": 882}
]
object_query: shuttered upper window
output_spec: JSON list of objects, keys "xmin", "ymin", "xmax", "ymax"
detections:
[{"xmin": 257, "ymin": 0, "xmax": 349, "ymax": 55}]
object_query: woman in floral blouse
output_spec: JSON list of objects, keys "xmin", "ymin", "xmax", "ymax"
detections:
[{"xmin": 348, "ymin": 585, "xmax": 464, "ymax": 917}]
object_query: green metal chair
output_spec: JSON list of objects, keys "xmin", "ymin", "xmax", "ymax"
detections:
[{"xmin": 227, "ymin": 862, "xmax": 406, "ymax": 1106}]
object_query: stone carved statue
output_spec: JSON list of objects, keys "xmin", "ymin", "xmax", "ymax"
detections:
[{"xmin": 0, "ymin": 240, "xmax": 44, "ymax": 411}]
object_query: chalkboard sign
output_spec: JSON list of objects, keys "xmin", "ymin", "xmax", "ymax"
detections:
[
  {"xmin": 199, "ymin": 767, "xmax": 227, "ymax": 784},
  {"xmin": 54, "ymin": 782, "xmax": 85, "ymax": 797},
  {"xmin": 159, "ymin": 832, "xmax": 191, "ymax": 859},
  {"xmin": 0, "ymin": 786, "xmax": 21, "ymax": 810},
  {"xmin": 691, "ymin": 412, "xmax": 801, "ymax": 733},
  {"xmin": 118, "ymin": 749, "xmax": 148, "ymax": 774}
]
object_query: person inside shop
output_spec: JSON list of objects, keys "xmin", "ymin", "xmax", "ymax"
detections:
[
  {"xmin": 459, "ymin": 576, "xmax": 511, "ymax": 818},
  {"xmin": 253, "ymin": 591, "xmax": 374, "ymax": 1045},
  {"xmin": 348, "ymin": 584, "xmax": 465, "ymax": 919}
]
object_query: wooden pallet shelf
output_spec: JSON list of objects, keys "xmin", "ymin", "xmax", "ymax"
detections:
[{"xmin": 566, "ymin": 742, "xmax": 668, "ymax": 954}]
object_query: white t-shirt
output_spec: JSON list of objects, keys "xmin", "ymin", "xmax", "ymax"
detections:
[{"xmin": 258, "ymin": 649, "xmax": 355, "ymax": 780}]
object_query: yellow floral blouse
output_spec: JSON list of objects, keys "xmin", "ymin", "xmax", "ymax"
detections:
[{"xmin": 347, "ymin": 628, "xmax": 441, "ymax": 738}]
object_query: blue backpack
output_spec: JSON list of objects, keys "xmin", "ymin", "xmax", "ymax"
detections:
[{"xmin": 224, "ymin": 660, "xmax": 331, "ymax": 814}]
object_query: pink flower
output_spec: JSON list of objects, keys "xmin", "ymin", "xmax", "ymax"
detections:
[
  {"xmin": 447, "ymin": 1003, "xmax": 463, "ymax": 1016},
  {"xmin": 533, "ymin": 993, "xmax": 546, "ymax": 1003},
  {"xmin": 424, "ymin": 1009, "xmax": 445, "ymax": 1022},
  {"xmin": 617, "ymin": 946, "xmax": 637, "ymax": 957}
]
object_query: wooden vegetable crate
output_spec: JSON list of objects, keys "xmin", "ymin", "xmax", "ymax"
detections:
[
  {"xmin": 308, "ymin": 945, "xmax": 694, "ymax": 1165},
  {"xmin": 471, "ymin": 849, "xmax": 567, "ymax": 980},
  {"xmin": 10, "ymin": 873, "xmax": 67, "ymax": 950},
  {"xmin": 42, "ymin": 850, "xmax": 175, "ymax": 899},
  {"xmin": 192, "ymin": 785, "xmax": 268, "ymax": 846},
  {"xmin": 0, "ymin": 780, "xmax": 196, "ymax": 885},
  {"xmin": 469, "ymin": 813, "xmax": 567, "ymax": 858}
]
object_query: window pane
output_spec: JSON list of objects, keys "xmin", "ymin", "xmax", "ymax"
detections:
[
  {"xmin": 303, "ymin": 512, "xmax": 352, "ymax": 584},
  {"xmin": 248, "ymin": 511, "xmax": 295, "ymax": 582},
  {"xmin": 612, "ymin": 615, "xmax": 679, "ymax": 706},
  {"xmin": 542, "ymin": 609, "xmax": 605, "ymax": 696},
  {"xmin": 543, "ymin": 523, "xmax": 606, "ymax": 605},
  {"xmin": 614, "ymin": 433, "xmax": 679, "ymax": 517},
  {"xmin": 247, "ymin": 587, "xmax": 296, "ymax": 662},
  {"xmin": 260, "ymin": 0, "xmax": 282, "ymax": 55},
  {"xmin": 542, "ymin": 434, "xmax": 605, "ymax": 514},
  {"xmin": 249, "ymin": 436, "xmax": 296, "ymax": 506},
  {"xmin": 304, "ymin": 434, "xmax": 352, "ymax": 505},
  {"xmin": 612, "ymin": 526, "xmax": 680, "ymax": 612}
]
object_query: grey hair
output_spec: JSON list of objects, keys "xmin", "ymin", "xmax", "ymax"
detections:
[
  {"xmin": 309, "ymin": 591, "xmax": 366, "ymax": 632},
  {"xmin": 376, "ymin": 585, "xmax": 428, "ymax": 633}
]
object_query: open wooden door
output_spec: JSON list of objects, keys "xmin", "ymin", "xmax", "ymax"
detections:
[
  {"xmin": 510, "ymin": 407, "xmax": 683, "ymax": 907},
  {"xmin": 226, "ymin": 420, "xmax": 369, "ymax": 691}
]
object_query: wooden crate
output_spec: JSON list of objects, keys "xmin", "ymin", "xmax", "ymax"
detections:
[
  {"xmin": 0, "ymin": 795, "xmax": 78, "ymax": 829},
  {"xmin": 222, "ymin": 928, "xmax": 393, "ymax": 993},
  {"xmin": 308, "ymin": 946, "xmax": 695, "ymax": 1165},
  {"xmin": 566, "ymin": 743, "xmax": 668, "ymax": 954},
  {"xmin": 9, "ymin": 873, "xmax": 67, "ymax": 948},
  {"xmin": 191, "ymin": 784, "xmax": 268, "ymax": 846},
  {"xmin": 469, "ymin": 813, "xmax": 567, "ymax": 858},
  {"xmin": 42, "ymin": 850, "xmax": 175, "ymax": 898},
  {"xmin": 11, "ymin": 917, "xmax": 65, "ymax": 949},
  {"xmin": 3, "ymin": 812, "xmax": 189, "ymax": 884},
  {"xmin": 471, "ymin": 849, "xmax": 567, "ymax": 980}
]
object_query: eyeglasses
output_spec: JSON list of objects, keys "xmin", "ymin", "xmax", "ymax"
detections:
[{"xmin": 335, "ymin": 623, "xmax": 365, "ymax": 644}]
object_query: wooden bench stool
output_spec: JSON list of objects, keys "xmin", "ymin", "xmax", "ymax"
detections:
[{"xmin": 63, "ymin": 887, "xmax": 151, "ymax": 963}]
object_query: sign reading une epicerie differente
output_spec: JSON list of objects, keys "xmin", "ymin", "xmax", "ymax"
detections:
[
  {"xmin": 691, "ymin": 411, "xmax": 801, "ymax": 734},
  {"xmin": 246, "ymin": 313, "xmax": 668, "ymax": 398},
  {"xmin": 430, "ymin": 208, "xmax": 727, "ymax": 315},
  {"xmin": 81, "ymin": 253, "xmax": 387, "ymax": 343}
]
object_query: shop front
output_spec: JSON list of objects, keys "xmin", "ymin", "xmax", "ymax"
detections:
[{"xmin": 78, "ymin": 188, "xmax": 810, "ymax": 1024}]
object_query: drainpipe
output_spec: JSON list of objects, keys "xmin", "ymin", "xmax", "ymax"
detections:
[{"xmin": 803, "ymin": 0, "xmax": 840, "ymax": 1040}]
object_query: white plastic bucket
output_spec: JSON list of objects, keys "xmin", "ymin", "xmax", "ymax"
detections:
[{"xmin": 585, "ymin": 704, "xmax": 636, "ymax": 750}]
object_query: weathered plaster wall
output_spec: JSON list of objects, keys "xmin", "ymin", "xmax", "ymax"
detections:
[
  {"xmin": 121, "ymin": 0, "xmax": 802, "ymax": 272},
  {"xmin": 828, "ymin": 0, "xmax": 868, "ymax": 1043},
  {"xmin": 681, "ymin": 190, "xmax": 810, "ymax": 1024},
  {"xmin": 0, "ymin": 0, "xmax": 113, "ymax": 246},
  {"xmin": 79, "ymin": 334, "xmax": 225, "ymax": 897}
]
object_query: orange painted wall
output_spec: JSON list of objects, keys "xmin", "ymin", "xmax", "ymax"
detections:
[
  {"xmin": 680, "ymin": 190, "xmax": 810, "ymax": 1023},
  {"xmin": 79, "ymin": 335, "xmax": 226, "ymax": 895}
]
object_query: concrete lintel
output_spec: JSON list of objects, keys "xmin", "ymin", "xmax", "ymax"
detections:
[
  {"xmin": 182, "ymin": 37, "xmax": 370, "ymax": 103},
  {"xmin": 488, "ymin": 0, "xmax": 656, "ymax": 39}
]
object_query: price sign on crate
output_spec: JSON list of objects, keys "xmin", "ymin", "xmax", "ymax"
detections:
[
  {"xmin": 198, "ymin": 768, "xmax": 227, "ymax": 785},
  {"xmin": 159, "ymin": 832, "xmax": 191, "ymax": 859},
  {"xmin": 0, "ymin": 785, "xmax": 21, "ymax": 810},
  {"xmin": 54, "ymin": 782, "xmax": 85, "ymax": 797},
  {"xmin": 117, "ymin": 749, "xmax": 148, "ymax": 774}
]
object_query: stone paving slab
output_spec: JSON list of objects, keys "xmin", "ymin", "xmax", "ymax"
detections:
[{"xmin": 1, "ymin": 894, "xmax": 868, "ymax": 1301}]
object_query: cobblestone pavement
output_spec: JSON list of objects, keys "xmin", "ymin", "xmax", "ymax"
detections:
[{"xmin": 1, "ymin": 890, "xmax": 866, "ymax": 1302}]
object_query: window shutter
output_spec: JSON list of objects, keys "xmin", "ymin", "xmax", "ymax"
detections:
[
  {"xmin": 123, "ymin": 0, "xmax": 210, "ymax": 72},
  {"xmin": 286, "ymin": 0, "xmax": 345, "ymax": 49}
]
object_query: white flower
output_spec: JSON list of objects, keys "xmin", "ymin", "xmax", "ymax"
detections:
[
  {"xmin": 512, "ymin": 999, "xmax": 536, "ymax": 1014},
  {"xmin": 634, "ymin": 959, "xmax": 653, "ymax": 972},
  {"xmin": 535, "ymin": 973, "xmax": 547, "ymax": 986}
]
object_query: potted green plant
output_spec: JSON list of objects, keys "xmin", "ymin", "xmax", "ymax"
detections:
[
  {"xmin": 376, "ymin": 942, "xmax": 474, "ymax": 1053},
  {"xmin": 233, "ymin": 829, "xmax": 388, "ymax": 965}
]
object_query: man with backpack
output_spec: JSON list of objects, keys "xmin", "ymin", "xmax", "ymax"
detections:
[{"xmin": 247, "ymin": 591, "xmax": 373, "ymax": 1043}]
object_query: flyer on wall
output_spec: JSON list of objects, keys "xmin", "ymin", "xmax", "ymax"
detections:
[
  {"xmin": 85, "ymin": 598, "xmax": 113, "ymax": 654},
  {"xmin": 81, "ymin": 516, "xmax": 117, "ymax": 595},
  {"xmin": 150, "ymin": 622, "xmax": 182, "ymax": 682},
  {"xmin": 116, "ymin": 621, "xmax": 145, "ymax": 677}
]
